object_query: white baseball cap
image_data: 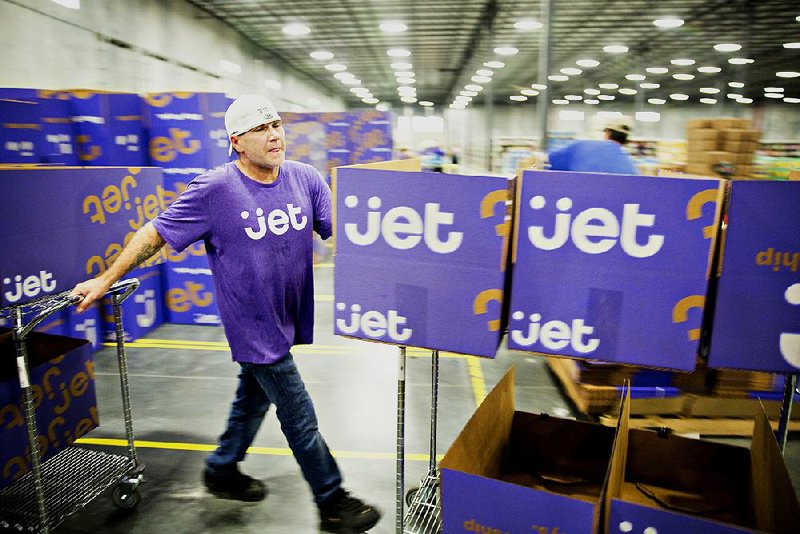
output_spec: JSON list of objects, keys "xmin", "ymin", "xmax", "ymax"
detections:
[{"xmin": 225, "ymin": 94, "xmax": 281, "ymax": 155}]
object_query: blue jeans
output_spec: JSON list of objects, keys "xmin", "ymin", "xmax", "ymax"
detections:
[{"xmin": 206, "ymin": 352, "xmax": 343, "ymax": 504}]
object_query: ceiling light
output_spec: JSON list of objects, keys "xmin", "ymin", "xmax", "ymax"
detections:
[
  {"xmin": 493, "ymin": 47, "xmax": 519, "ymax": 56},
  {"xmin": 51, "ymin": 0, "xmax": 80, "ymax": 8},
  {"xmin": 603, "ymin": 45, "xmax": 629, "ymax": 53},
  {"xmin": 465, "ymin": 84, "xmax": 483, "ymax": 91},
  {"xmin": 648, "ymin": 98, "xmax": 666, "ymax": 105},
  {"xmin": 362, "ymin": 97, "xmax": 379, "ymax": 104},
  {"xmin": 671, "ymin": 58, "xmax": 695, "ymax": 66},
  {"xmin": 552, "ymin": 99, "xmax": 569, "ymax": 105},
  {"xmin": 765, "ymin": 87, "xmax": 784, "ymax": 92},
  {"xmin": 669, "ymin": 93, "xmax": 689, "ymax": 100},
  {"xmin": 640, "ymin": 83, "xmax": 660, "ymax": 89},
  {"xmin": 784, "ymin": 97, "xmax": 800, "ymax": 103},
  {"xmin": 636, "ymin": 111, "xmax": 661, "ymax": 122},
  {"xmin": 325, "ymin": 63, "xmax": 347, "ymax": 72},
  {"xmin": 737, "ymin": 98, "xmax": 753, "ymax": 104},
  {"xmin": 785, "ymin": 42, "xmax": 800, "ymax": 49},
  {"xmin": 698, "ymin": 66, "xmax": 722, "ymax": 73},
  {"xmin": 510, "ymin": 95, "xmax": 528, "ymax": 101},
  {"xmin": 460, "ymin": 90, "xmax": 478, "ymax": 97},
  {"xmin": 521, "ymin": 89, "xmax": 539, "ymax": 96},
  {"xmin": 264, "ymin": 79, "xmax": 281, "ymax": 90},
  {"xmin": 564, "ymin": 94, "xmax": 583, "ymax": 100},
  {"xmin": 646, "ymin": 67, "xmax": 669, "ymax": 74},
  {"xmin": 700, "ymin": 87, "xmax": 721, "ymax": 94},
  {"xmin": 387, "ymin": 48, "xmax": 411, "ymax": 57},
  {"xmin": 485, "ymin": 61, "xmax": 505, "ymax": 69},
  {"xmin": 597, "ymin": 94, "xmax": 615, "ymax": 100},
  {"xmin": 714, "ymin": 43, "xmax": 742, "ymax": 52},
  {"xmin": 476, "ymin": 69, "xmax": 494, "ymax": 76},
  {"xmin": 419, "ymin": 101, "xmax": 434, "ymax": 106},
  {"xmin": 282, "ymin": 23, "xmax": 311, "ymax": 35},
  {"xmin": 561, "ymin": 67, "xmax": 583, "ymax": 75},
  {"xmin": 619, "ymin": 88, "xmax": 638, "ymax": 95},
  {"xmin": 777, "ymin": 71, "xmax": 800, "ymax": 78},
  {"xmin": 219, "ymin": 59, "xmax": 241, "ymax": 74},
  {"xmin": 700, "ymin": 98, "xmax": 717, "ymax": 104},
  {"xmin": 342, "ymin": 79, "xmax": 361, "ymax": 85},
  {"xmin": 471, "ymin": 75, "xmax": 492, "ymax": 83},
  {"xmin": 334, "ymin": 72, "xmax": 355, "ymax": 80},
  {"xmin": 598, "ymin": 83, "xmax": 618, "ymax": 89},
  {"xmin": 531, "ymin": 84, "xmax": 547, "ymax": 90},
  {"xmin": 398, "ymin": 85, "xmax": 416, "ymax": 92},
  {"xmin": 548, "ymin": 75, "xmax": 569, "ymax": 81},
  {"xmin": 391, "ymin": 62, "xmax": 413, "ymax": 70},
  {"xmin": 584, "ymin": 99, "xmax": 600, "ymax": 105},
  {"xmin": 576, "ymin": 59, "xmax": 600, "ymax": 68},
  {"xmin": 729, "ymin": 58, "xmax": 754, "ymax": 64},
  {"xmin": 350, "ymin": 87, "xmax": 370, "ymax": 94},
  {"xmin": 673, "ymin": 73, "xmax": 695, "ymax": 80},
  {"xmin": 310, "ymin": 51, "xmax": 334, "ymax": 60},
  {"xmin": 397, "ymin": 77, "xmax": 415, "ymax": 84},
  {"xmin": 455, "ymin": 95, "xmax": 471, "ymax": 101},
  {"xmin": 626, "ymin": 74, "xmax": 646, "ymax": 81},
  {"xmin": 395, "ymin": 71, "xmax": 415, "ymax": 77},
  {"xmin": 400, "ymin": 96, "xmax": 417, "ymax": 103},
  {"xmin": 584, "ymin": 88, "xmax": 601, "ymax": 95},
  {"xmin": 765, "ymin": 93, "xmax": 784, "ymax": 99},
  {"xmin": 727, "ymin": 93, "xmax": 742, "ymax": 99},
  {"xmin": 380, "ymin": 21, "xmax": 407, "ymax": 33},
  {"xmin": 654, "ymin": 17, "xmax": 684, "ymax": 28},
  {"xmin": 728, "ymin": 82, "xmax": 745, "ymax": 88},
  {"xmin": 514, "ymin": 19, "xmax": 543, "ymax": 30},
  {"xmin": 450, "ymin": 104, "xmax": 466, "ymax": 109}
]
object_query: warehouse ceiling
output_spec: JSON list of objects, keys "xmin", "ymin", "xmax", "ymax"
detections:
[{"xmin": 188, "ymin": 0, "xmax": 800, "ymax": 111}]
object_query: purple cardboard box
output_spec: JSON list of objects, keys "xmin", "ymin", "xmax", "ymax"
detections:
[
  {"xmin": 0, "ymin": 98, "xmax": 43, "ymax": 164},
  {"xmin": 162, "ymin": 265, "xmax": 221, "ymax": 326},
  {"xmin": 509, "ymin": 170, "xmax": 724, "ymax": 370},
  {"xmin": 605, "ymin": 384, "xmax": 800, "ymax": 534},
  {"xmin": 708, "ymin": 181, "xmax": 800, "ymax": 373},
  {"xmin": 334, "ymin": 166, "xmax": 509, "ymax": 357},
  {"xmin": 440, "ymin": 368, "xmax": 619, "ymax": 533},
  {"xmin": 0, "ymin": 166, "xmax": 165, "ymax": 307},
  {"xmin": 0, "ymin": 330, "xmax": 98, "ymax": 490},
  {"xmin": 101, "ymin": 264, "xmax": 164, "ymax": 342}
]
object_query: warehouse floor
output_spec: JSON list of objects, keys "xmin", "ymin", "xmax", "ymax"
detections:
[{"xmin": 51, "ymin": 263, "xmax": 800, "ymax": 534}]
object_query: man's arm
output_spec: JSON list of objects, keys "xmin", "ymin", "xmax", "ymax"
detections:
[{"xmin": 71, "ymin": 221, "xmax": 166, "ymax": 312}]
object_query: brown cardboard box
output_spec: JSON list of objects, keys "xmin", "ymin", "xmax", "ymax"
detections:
[
  {"xmin": 719, "ymin": 129, "xmax": 745, "ymax": 142},
  {"xmin": 685, "ymin": 163, "xmax": 717, "ymax": 177},
  {"xmin": 605, "ymin": 394, "xmax": 800, "ymax": 533},
  {"xmin": 743, "ymin": 130, "xmax": 761, "ymax": 142},
  {"xmin": 686, "ymin": 119, "xmax": 712, "ymax": 130},
  {"xmin": 733, "ymin": 152, "xmax": 754, "ymax": 165},
  {"xmin": 722, "ymin": 140, "xmax": 758, "ymax": 153},
  {"xmin": 687, "ymin": 128, "xmax": 720, "ymax": 143},
  {"xmin": 790, "ymin": 170, "xmax": 800, "ymax": 181},
  {"xmin": 711, "ymin": 118, "xmax": 751, "ymax": 130},
  {"xmin": 687, "ymin": 139, "xmax": 719, "ymax": 152}
]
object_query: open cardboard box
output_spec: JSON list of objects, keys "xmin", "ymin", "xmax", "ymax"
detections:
[
  {"xmin": 440, "ymin": 367, "xmax": 621, "ymax": 533},
  {"xmin": 605, "ymin": 384, "xmax": 800, "ymax": 533}
]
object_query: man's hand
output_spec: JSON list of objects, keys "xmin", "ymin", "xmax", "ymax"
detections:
[{"xmin": 71, "ymin": 277, "xmax": 113, "ymax": 313}]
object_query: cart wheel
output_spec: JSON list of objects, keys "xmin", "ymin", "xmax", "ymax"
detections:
[
  {"xmin": 405, "ymin": 487, "xmax": 419, "ymax": 506},
  {"xmin": 112, "ymin": 483, "xmax": 141, "ymax": 509}
]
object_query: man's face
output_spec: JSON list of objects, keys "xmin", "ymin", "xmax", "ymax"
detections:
[{"xmin": 233, "ymin": 120, "xmax": 286, "ymax": 168}]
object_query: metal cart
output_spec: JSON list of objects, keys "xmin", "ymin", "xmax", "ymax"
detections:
[
  {"xmin": 397, "ymin": 347, "xmax": 442, "ymax": 534},
  {"xmin": 0, "ymin": 279, "xmax": 143, "ymax": 533}
]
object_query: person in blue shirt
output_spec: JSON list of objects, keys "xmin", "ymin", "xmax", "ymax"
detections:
[{"xmin": 548, "ymin": 119, "xmax": 638, "ymax": 175}]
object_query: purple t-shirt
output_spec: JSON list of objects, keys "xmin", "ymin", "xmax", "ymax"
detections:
[{"xmin": 152, "ymin": 160, "xmax": 332, "ymax": 364}]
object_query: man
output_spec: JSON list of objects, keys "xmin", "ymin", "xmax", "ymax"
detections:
[
  {"xmin": 548, "ymin": 118, "xmax": 638, "ymax": 175},
  {"xmin": 71, "ymin": 94, "xmax": 381, "ymax": 533}
]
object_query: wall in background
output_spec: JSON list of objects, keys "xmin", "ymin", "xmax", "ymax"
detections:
[{"xmin": 0, "ymin": 0, "xmax": 344, "ymax": 112}]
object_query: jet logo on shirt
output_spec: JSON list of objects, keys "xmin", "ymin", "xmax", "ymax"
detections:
[{"xmin": 241, "ymin": 204, "xmax": 308, "ymax": 240}]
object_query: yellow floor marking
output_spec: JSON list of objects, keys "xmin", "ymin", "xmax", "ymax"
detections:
[
  {"xmin": 76, "ymin": 437, "xmax": 441, "ymax": 461},
  {"xmin": 466, "ymin": 356, "xmax": 487, "ymax": 407}
]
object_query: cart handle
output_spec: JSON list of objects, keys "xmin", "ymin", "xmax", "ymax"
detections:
[{"xmin": 7, "ymin": 278, "xmax": 141, "ymax": 340}]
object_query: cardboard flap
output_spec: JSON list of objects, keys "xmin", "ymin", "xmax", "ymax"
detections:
[
  {"xmin": 750, "ymin": 401, "xmax": 800, "ymax": 533},
  {"xmin": 604, "ymin": 381, "xmax": 631, "ymax": 532},
  {"xmin": 440, "ymin": 367, "xmax": 515, "ymax": 478}
]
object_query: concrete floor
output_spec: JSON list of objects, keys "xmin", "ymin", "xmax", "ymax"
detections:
[{"xmin": 46, "ymin": 264, "xmax": 800, "ymax": 533}]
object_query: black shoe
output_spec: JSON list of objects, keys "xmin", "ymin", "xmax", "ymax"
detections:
[
  {"xmin": 319, "ymin": 489, "xmax": 381, "ymax": 533},
  {"xmin": 203, "ymin": 467, "xmax": 267, "ymax": 502}
]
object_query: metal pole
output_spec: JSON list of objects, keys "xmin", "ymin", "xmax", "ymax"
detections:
[
  {"xmin": 429, "ymin": 350, "xmax": 440, "ymax": 472},
  {"xmin": 12, "ymin": 306, "xmax": 50, "ymax": 533},
  {"xmin": 537, "ymin": 0, "xmax": 554, "ymax": 153},
  {"xmin": 395, "ymin": 346, "xmax": 407, "ymax": 533},
  {"xmin": 777, "ymin": 373, "xmax": 797, "ymax": 453},
  {"xmin": 113, "ymin": 294, "xmax": 139, "ymax": 469}
]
